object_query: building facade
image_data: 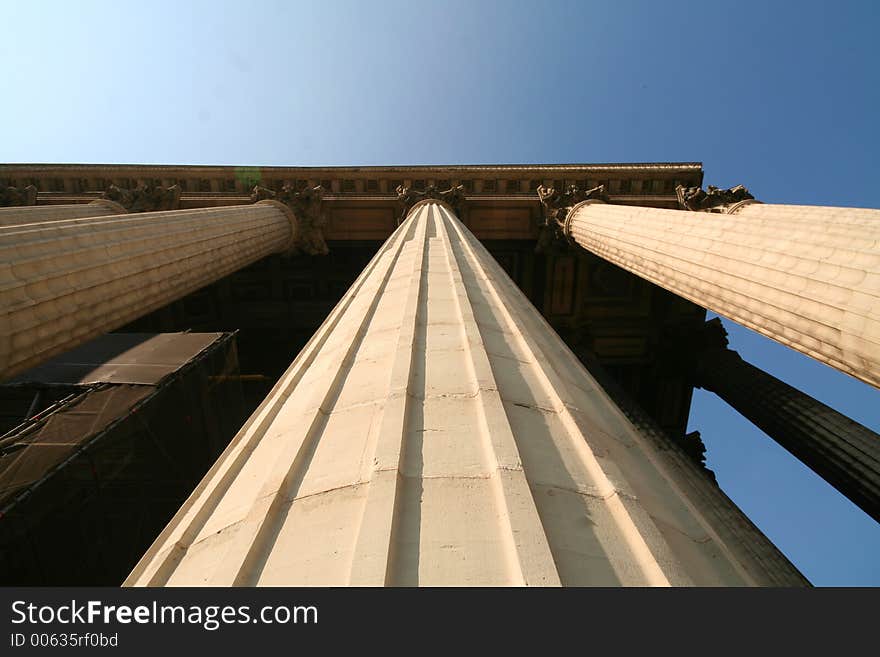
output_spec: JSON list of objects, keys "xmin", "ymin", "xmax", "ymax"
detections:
[{"xmin": 1, "ymin": 162, "xmax": 877, "ymax": 586}]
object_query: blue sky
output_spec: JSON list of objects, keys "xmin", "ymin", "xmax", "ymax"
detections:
[{"xmin": 2, "ymin": 0, "xmax": 878, "ymax": 585}]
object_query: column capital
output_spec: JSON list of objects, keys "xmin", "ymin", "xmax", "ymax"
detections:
[
  {"xmin": 652, "ymin": 318, "xmax": 735, "ymax": 385},
  {"xmin": 251, "ymin": 184, "xmax": 328, "ymax": 255},
  {"xmin": 396, "ymin": 183, "xmax": 466, "ymax": 223},
  {"xmin": 689, "ymin": 318, "xmax": 743, "ymax": 386},
  {"xmin": 676, "ymin": 184, "xmax": 758, "ymax": 213},
  {"xmin": 102, "ymin": 184, "xmax": 181, "ymax": 212},
  {"xmin": 536, "ymin": 184, "xmax": 607, "ymax": 253},
  {"xmin": 696, "ymin": 316, "xmax": 730, "ymax": 351},
  {"xmin": 1, "ymin": 185, "xmax": 38, "ymax": 207}
]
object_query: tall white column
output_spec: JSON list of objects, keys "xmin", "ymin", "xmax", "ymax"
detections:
[
  {"xmin": 544, "ymin": 186, "xmax": 880, "ymax": 388},
  {"xmin": 1, "ymin": 201, "xmax": 297, "ymax": 380},
  {"xmin": 125, "ymin": 200, "xmax": 805, "ymax": 587}
]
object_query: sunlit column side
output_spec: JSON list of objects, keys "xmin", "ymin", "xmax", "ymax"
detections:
[
  {"xmin": 540, "ymin": 185, "xmax": 880, "ymax": 388},
  {"xmin": 125, "ymin": 200, "xmax": 806, "ymax": 587},
  {"xmin": 694, "ymin": 319, "xmax": 880, "ymax": 523},
  {"xmin": 0, "ymin": 199, "xmax": 128, "ymax": 227},
  {"xmin": 0, "ymin": 200, "xmax": 298, "ymax": 380}
]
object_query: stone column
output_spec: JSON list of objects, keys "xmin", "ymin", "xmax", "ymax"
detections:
[
  {"xmin": 0, "ymin": 200, "xmax": 300, "ymax": 381},
  {"xmin": 0, "ymin": 199, "xmax": 128, "ymax": 227},
  {"xmin": 539, "ymin": 185, "xmax": 880, "ymax": 389},
  {"xmin": 0, "ymin": 183, "xmax": 182, "ymax": 227},
  {"xmin": 125, "ymin": 200, "xmax": 805, "ymax": 587},
  {"xmin": 693, "ymin": 319, "xmax": 880, "ymax": 523}
]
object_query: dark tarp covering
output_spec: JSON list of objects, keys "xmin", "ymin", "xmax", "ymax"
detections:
[
  {"xmin": 0, "ymin": 385, "xmax": 153, "ymax": 504},
  {"xmin": 0, "ymin": 332, "xmax": 246, "ymax": 585},
  {"xmin": 7, "ymin": 332, "xmax": 226, "ymax": 385}
]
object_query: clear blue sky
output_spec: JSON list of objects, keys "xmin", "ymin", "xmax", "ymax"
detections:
[{"xmin": 2, "ymin": 0, "xmax": 878, "ymax": 585}]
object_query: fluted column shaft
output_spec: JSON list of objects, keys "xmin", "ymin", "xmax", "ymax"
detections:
[
  {"xmin": 126, "ymin": 200, "xmax": 804, "ymax": 587},
  {"xmin": 696, "ymin": 345, "xmax": 880, "ymax": 522},
  {"xmin": 1, "ymin": 201, "xmax": 296, "ymax": 380},
  {"xmin": 564, "ymin": 200, "xmax": 880, "ymax": 388},
  {"xmin": 0, "ymin": 200, "xmax": 128, "ymax": 227}
]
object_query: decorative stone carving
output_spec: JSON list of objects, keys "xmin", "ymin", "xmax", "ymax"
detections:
[
  {"xmin": 536, "ymin": 184, "xmax": 608, "ymax": 253},
  {"xmin": 0, "ymin": 185, "xmax": 38, "ymax": 207},
  {"xmin": 675, "ymin": 184, "xmax": 756, "ymax": 213},
  {"xmin": 396, "ymin": 183, "xmax": 465, "ymax": 223},
  {"xmin": 251, "ymin": 184, "xmax": 328, "ymax": 256},
  {"xmin": 102, "ymin": 184, "xmax": 181, "ymax": 212}
]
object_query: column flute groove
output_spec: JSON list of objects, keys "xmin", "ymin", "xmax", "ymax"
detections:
[
  {"xmin": 348, "ymin": 211, "xmax": 429, "ymax": 585},
  {"xmin": 450, "ymin": 210, "xmax": 694, "ymax": 586},
  {"xmin": 436, "ymin": 204, "xmax": 561, "ymax": 586},
  {"xmin": 206, "ymin": 219, "xmax": 418, "ymax": 586},
  {"xmin": 127, "ymin": 219, "xmax": 410, "ymax": 587}
]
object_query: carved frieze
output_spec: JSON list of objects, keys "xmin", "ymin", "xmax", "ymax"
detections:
[
  {"xmin": 251, "ymin": 184, "xmax": 328, "ymax": 256},
  {"xmin": 675, "ymin": 184, "xmax": 755, "ymax": 213},
  {"xmin": 102, "ymin": 184, "xmax": 181, "ymax": 212},
  {"xmin": 0, "ymin": 184, "xmax": 38, "ymax": 207}
]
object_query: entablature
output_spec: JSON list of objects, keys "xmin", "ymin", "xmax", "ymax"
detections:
[{"xmin": 0, "ymin": 162, "xmax": 702, "ymax": 241}]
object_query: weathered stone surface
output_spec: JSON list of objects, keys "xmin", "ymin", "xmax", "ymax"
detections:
[
  {"xmin": 560, "ymin": 198, "xmax": 880, "ymax": 388},
  {"xmin": 0, "ymin": 199, "xmax": 127, "ymax": 227},
  {"xmin": 0, "ymin": 202, "xmax": 297, "ymax": 380},
  {"xmin": 694, "ymin": 319, "xmax": 880, "ymax": 523},
  {"xmin": 126, "ymin": 201, "xmax": 804, "ymax": 587}
]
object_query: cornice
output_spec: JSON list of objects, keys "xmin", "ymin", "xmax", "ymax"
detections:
[
  {"xmin": 0, "ymin": 163, "xmax": 703, "ymax": 208},
  {"xmin": 251, "ymin": 184, "xmax": 328, "ymax": 255},
  {"xmin": 0, "ymin": 162, "xmax": 703, "ymax": 174},
  {"xmin": 27, "ymin": 192, "xmax": 684, "ymax": 208}
]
